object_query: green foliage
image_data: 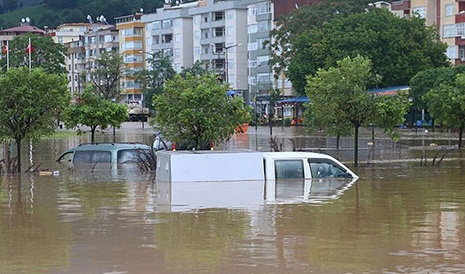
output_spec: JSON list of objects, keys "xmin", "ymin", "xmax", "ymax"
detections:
[
  {"xmin": 409, "ymin": 66, "xmax": 465, "ymax": 110},
  {"xmin": 422, "ymin": 74, "xmax": 465, "ymax": 147},
  {"xmin": 152, "ymin": 73, "xmax": 251, "ymax": 150},
  {"xmin": 90, "ymin": 50, "xmax": 125, "ymax": 100},
  {"xmin": 0, "ymin": 0, "xmax": 163, "ymax": 28},
  {"xmin": 137, "ymin": 51, "xmax": 176, "ymax": 110},
  {"xmin": 0, "ymin": 67, "xmax": 70, "ymax": 171},
  {"xmin": 64, "ymin": 87, "xmax": 128, "ymax": 142},
  {"xmin": 374, "ymin": 93, "xmax": 411, "ymax": 142},
  {"xmin": 306, "ymin": 55, "xmax": 409, "ymax": 166},
  {"xmin": 0, "ymin": 33, "xmax": 67, "ymax": 74},
  {"xmin": 179, "ymin": 60, "xmax": 210, "ymax": 77},
  {"xmin": 272, "ymin": 6, "xmax": 449, "ymax": 95}
]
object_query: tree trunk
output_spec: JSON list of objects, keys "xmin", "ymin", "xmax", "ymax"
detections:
[
  {"xmin": 354, "ymin": 126, "xmax": 359, "ymax": 167},
  {"xmin": 91, "ymin": 126, "xmax": 96, "ymax": 143},
  {"xmin": 16, "ymin": 140, "xmax": 21, "ymax": 173},
  {"xmin": 459, "ymin": 126, "xmax": 464, "ymax": 148},
  {"xmin": 336, "ymin": 134, "xmax": 340, "ymax": 159}
]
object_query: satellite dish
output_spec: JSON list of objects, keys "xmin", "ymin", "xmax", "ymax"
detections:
[
  {"xmin": 21, "ymin": 18, "xmax": 25, "ymax": 23},
  {"xmin": 164, "ymin": 0, "xmax": 170, "ymax": 4},
  {"xmin": 140, "ymin": 8, "xmax": 144, "ymax": 13},
  {"xmin": 26, "ymin": 17, "xmax": 30, "ymax": 22}
]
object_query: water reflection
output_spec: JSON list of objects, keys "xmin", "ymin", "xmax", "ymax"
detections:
[{"xmin": 1, "ymin": 126, "xmax": 465, "ymax": 273}]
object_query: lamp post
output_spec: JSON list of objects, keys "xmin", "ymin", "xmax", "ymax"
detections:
[{"xmin": 224, "ymin": 43, "xmax": 241, "ymax": 86}]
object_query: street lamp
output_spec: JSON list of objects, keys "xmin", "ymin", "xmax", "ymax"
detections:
[{"xmin": 224, "ymin": 43, "xmax": 242, "ymax": 86}]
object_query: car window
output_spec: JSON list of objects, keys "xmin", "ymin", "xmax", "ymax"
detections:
[
  {"xmin": 117, "ymin": 149, "xmax": 146, "ymax": 163},
  {"xmin": 309, "ymin": 160, "xmax": 348, "ymax": 178},
  {"xmin": 74, "ymin": 151, "xmax": 111, "ymax": 163},
  {"xmin": 274, "ymin": 160, "xmax": 304, "ymax": 179}
]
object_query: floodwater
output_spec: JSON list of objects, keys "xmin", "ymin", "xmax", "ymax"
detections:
[{"xmin": 1, "ymin": 124, "xmax": 465, "ymax": 274}]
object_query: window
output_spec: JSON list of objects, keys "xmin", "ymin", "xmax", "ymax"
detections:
[
  {"xmin": 308, "ymin": 160, "xmax": 349, "ymax": 178},
  {"xmin": 162, "ymin": 34, "xmax": 173, "ymax": 43},
  {"xmin": 194, "ymin": 31, "xmax": 201, "ymax": 39},
  {"xmin": 162, "ymin": 20, "xmax": 172, "ymax": 29},
  {"xmin": 257, "ymin": 73, "xmax": 271, "ymax": 83},
  {"xmin": 214, "ymin": 11, "xmax": 224, "ymax": 21},
  {"xmin": 124, "ymin": 41, "xmax": 142, "ymax": 49},
  {"xmin": 275, "ymin": 160, "xmax": 304, "ymax": 179},
  {"xmin": 194, "ymin": 15, "xmax": 200, "ymax": 25},
  {"xmin": 153, "ymin": 21, "xmax": 161, "ymax": 30},
  {"xmin": 74, "ymin": 151, "xmax": 111, "ymax": 164},
  {"xmin": 194, "ymin": 46, "xmax": 201, "ymax": 55},
  {"xmin": 226, "ymin": 10, "xmax": 234, "ymax": 19},
  {"xmin": 117, "ymin": 149, "xmax": 144, "ymax": 164},
  {"xmin": 174, "ymin": 48, "xmax": 181, "ymax": 57},
  {"xmin": 258, "ymin": 21, "xmax": 270, "ymax": 31},
  {"xmin": 124, "ymin": 54, "xmax": 143, "ymax": 63},
  {"xmin": 257, "ymin": 55, "xmax": 270, "ymax": 65},
  {"xmin": 446, "ymin": 4, "xmax": 454, "ymax": 17},
  {"xmin": 257, "ymin": 2, "xmax": 271, "ymax": 15},
  {"xmin": 214, "ymin": 27, "xmax": 224, "ymax": 37},
  {"xmin": 174, "ymin": 33, "xmax": 181, "ymax": 42},
  {"xmin": 460, "ymin": 45, "xmax": 465, "ymax": 60},
  {"xmin": 248, "ymin": 6, "xmax": 256, "ymax": 16},
  {"xmin": 412, "ymin": 6, "xmax": 426, "ymax": 18},
  {"xmin": 248, "ymin": 24, "xmax": 257, "ymax": 34},
  {"xmin": 248, "ymin": 42, "xmax": 258, "ymax": 51},
  {"xmin": 257, "ymin": 38, "xmax": 268, "ymax": 49},
  {"xmin": 446, "ymin": 45, "xmax": 458, "ymax": 59}
]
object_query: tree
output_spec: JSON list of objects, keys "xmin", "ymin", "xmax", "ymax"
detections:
[
  {"xmin": 89, "ymin": 50, "xmax": 125, "ymax": 100},
  {"xmin": 138, "ymin": 51, "xmax": 176, "ymax": 111},
  {"xmin": 306, "ymin": 55, "xmax": 409, "ymax": 167},
  {"xmin": 423, "ymin": 74, "xmax": 465, "ymax": 148},
  {"xmin": 273, "ymin": 7, "xmax": 448, "ymax": 95},
  {"xmin": 152, "ymin": 73, "xmax": 251, "ymax": 150},
  {"xmin": 179, "ymin": 60, "xmax": 210, "ymax": 77},
  {"xmin": 409, "ymin": 66, "xmax": 465, "ymax": 111},
  {"xmin": 0, "ymin": 67, "xmax": 70, "ymax": 172},
  {"xmin": 0, "ymin": 33, "xmax": 67, "ymax": 74},
  {"xmin": 64, "ymin": 88, "xmax": 128, "ymax": 143}
]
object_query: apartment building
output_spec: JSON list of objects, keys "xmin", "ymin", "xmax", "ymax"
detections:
[
  {"xmin": 411, "ymin": 0, "xmax": 465, "ymax": 64},
  {"xmin": 50, "ymin": 23, "xmax": 92, "ymax": 45},
  {"xmin": 116, "ymin": 12, "xmax": 145, "ymax": 104}
]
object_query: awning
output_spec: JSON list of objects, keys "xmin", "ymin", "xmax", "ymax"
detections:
[{"xmin": 275, "ymin": 96, "xmax": 309, "ymax": 106}]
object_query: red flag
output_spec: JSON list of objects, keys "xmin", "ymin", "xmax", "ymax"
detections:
[
  {"xmin": 26, "ymin": 42, "xmax": 33, "ymax": 54},
  {"xmin": 2, "ymin": 44, "xmax": 7, "ymax": 54}
]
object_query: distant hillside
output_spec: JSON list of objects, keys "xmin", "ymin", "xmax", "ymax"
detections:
[{"xmin": 0, "ymin": 0, "xmax": 164, "ymax": 29}]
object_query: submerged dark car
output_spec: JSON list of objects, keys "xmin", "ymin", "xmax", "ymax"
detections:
[
  {"xmin": 56, "ymin": 142, "xmax": 152, "ymax": 169},
  {"xmin": 153, "ymin": 133, "xmax": 213, "ymax": 151}
]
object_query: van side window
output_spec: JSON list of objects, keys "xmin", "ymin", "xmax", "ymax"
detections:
[
  {"xmin": 118, "ymin": 149, "xmax": 145, "ymax": 163},
  {"xmin": 74, "ymin": 151, "xmax": 111, "ymax": 163},
  {"xmin": 275, "ymin": 160, "xmax": 304, "ymax": 179},
  {"xmin": 309, "ymin": 160, "xmax": 347, "ymax": 178}
]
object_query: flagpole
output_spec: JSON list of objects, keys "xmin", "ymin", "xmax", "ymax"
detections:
[
  {"xmin": 28, "ymin": 38, "xmax": 31, "ymax": 73},
  {"xmin": 6, "ymin": 41, "xmax": 9, "ymax": 71}
]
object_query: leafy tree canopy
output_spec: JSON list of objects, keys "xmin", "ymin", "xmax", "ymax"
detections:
[
  {"xmin": 273, "ymin": 6, "xmax": 449, "ymax": 95},
  {"xmin": 0, "ymin": 33, "xmax": 67, "ymax": 74},
  {"xmin": 409, "ymin": 65, "xmax": 465, "ymax": 110},
  {"xmin": 422, "ymin": 74, "xmax": 465, "ymax": 147},
  {"xmin": 137, "ymin": 51, "xmax": 176, "ymax": 110},
  {"xmin": 0, "ymin": 67, "xmax": 70, "ymax": 171},
  {"xmin": 90, "ymin": 50, "xmax": 125, "ymax": 100},
  {"xmin": 152, "ymin": 73, "xmax": 251, "ymax": 150},
  {"xmin": 64, "ymin": 87, "xmax": 128, "ymax": 142},
  {"xmin": 306, "ymin": 55, "xmax": 410, "ymax": 166}
]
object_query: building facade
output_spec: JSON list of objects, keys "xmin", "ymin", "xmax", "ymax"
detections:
[{"xmin": 116, "ymin": 12, "xmax": 145, "ymax": 104}]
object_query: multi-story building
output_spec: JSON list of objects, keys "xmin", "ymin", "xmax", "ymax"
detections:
[
  {"xmin": 50, "ymin": 23, "xmax": 92, "ymax": 45},
  {"xmin": 65, "ymin": 39, "xmax": 86, "ymax": 97},
  {"xmin": 116, "ymin": 12, "xmax": 145, "ymax": 105},
  {"xmin": 410, "ymin": 0, "xmax": 465, "ymax": 64}
]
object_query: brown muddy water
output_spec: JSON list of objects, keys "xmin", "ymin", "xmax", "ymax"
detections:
[{"xmin": 1, "ymin": 124, "xmax": 465, "ymax": 274}]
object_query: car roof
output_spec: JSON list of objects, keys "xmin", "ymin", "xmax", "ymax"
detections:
[{"xmin": 64, "ymin": 142, "xmax": 151, "ymax": 153}]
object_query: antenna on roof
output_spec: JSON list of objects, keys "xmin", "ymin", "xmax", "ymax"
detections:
[{"xmin": 87, "ymin": 15, "xmax": 94, "ymax": 24}]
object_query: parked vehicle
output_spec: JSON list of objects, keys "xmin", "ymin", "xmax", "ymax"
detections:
[
  {"xmin": 155, "ymin": 150, "xmax": 358, "ymax": 182},
  {"xmin": 153, "ymin": 133, "xmax": 213, "ymax": 151},
  {"xmin": 56, "ymin": 142, "xmax": 152, "ymax": 168}
]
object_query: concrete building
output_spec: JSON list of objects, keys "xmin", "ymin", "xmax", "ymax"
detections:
[
  {"xmin": 410, "ymin": 0, "xmax": 465, "ymax": 64},
  {"xmin": 50, "ymin": 23, "xmax": 92, "ymax": 45},
  {"xmin": 116, "ymin": 12, "xmax": 145, "ymax": 104}
]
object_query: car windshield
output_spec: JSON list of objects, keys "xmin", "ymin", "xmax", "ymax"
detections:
[{"xmin": 117, "ymin": 149, "xmax": 147, "ymax": 164}]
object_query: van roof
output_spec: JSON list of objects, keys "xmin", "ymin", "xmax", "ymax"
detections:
[{"xmin": 65, "ymin": 142, "xmax": 151, "ymax": 152}]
